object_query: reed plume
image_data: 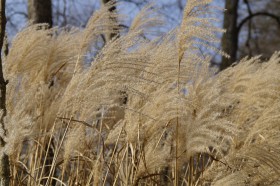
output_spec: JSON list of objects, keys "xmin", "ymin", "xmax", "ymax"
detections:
[{"xmin": 2, "ymin": 1, "xmax": 280, "ymax": 185}]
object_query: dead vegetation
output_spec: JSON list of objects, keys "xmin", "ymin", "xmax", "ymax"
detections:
[{"xmin": 1, "ymin": 0, "xmax": 280, "ymax": 185}]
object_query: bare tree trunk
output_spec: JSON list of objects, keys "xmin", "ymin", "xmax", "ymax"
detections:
[
  {"xmin": 28, "ymin": 0, "xmax": 52, "ymax": 28},
  {"xmin": 28, "ymin": 1, "xmax": 55, "ymax": 185},
  {"xmin": 102, "ymin": 0, "xmax": 118, "ymax": 42},
  {"xmin": 220, "ymin": 0, "xmax": 239, "ymax": 71},
  {"xmin": 0, "ymin": 0, "xmax": 10, "ymax": 186}
]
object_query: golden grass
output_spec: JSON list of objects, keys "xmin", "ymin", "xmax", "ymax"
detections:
[{"xmin": 2, "ymin": 0, "xmax": 280, "ymax": 185}]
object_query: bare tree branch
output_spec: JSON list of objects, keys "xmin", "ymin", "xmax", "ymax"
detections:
[
  {"xmin": 244, "ymin": 0, "xmax": 253, "ymax": 56},
  {"xmin": 237, "ymin": 12, "xmax": 280, "ymax": 34}
]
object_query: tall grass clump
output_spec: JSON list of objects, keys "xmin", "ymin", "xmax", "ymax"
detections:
[{"xmin": 1, "ymin": 0, "xmax": 280, "ymax": 185}]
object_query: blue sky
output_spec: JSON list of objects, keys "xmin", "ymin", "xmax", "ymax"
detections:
[
  {"xmin": 6, "ymin": 0, "xmax": 274, "ymax": 63},
  {"xmin": 5, "ymin": 0, "xmax": 226, "ymax": 64},
  {"xmin": 5, "ymin": 0, "xmax": 209, "ymax": 37}
]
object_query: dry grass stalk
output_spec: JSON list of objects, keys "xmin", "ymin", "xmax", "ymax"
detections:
[{"xmin": 1, "ymin": 0, "xmax": 280, "ymax": 185}]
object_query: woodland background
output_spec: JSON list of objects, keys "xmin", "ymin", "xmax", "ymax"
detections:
[{"xmin": 5, "ymin": 0, "xmax": 280, "ymax": 69}]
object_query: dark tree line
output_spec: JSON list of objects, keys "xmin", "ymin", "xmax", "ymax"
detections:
[{"xmin": 221, "ymin": 0, "xmax": 280, "ymax": 70}]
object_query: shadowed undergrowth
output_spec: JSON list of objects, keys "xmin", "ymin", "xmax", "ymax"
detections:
[{"xmin": 1, "ymin": 0, "xmax": 280, "ymax": 185}]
